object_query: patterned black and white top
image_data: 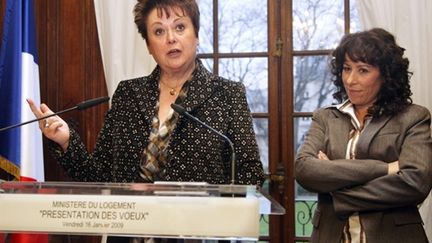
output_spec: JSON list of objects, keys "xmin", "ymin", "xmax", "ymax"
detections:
[{"xmin": 55, "ymin": 59, "xmax": 265, "ymax": 185}]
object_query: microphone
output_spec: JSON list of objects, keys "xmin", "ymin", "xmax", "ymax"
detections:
[
  {"xmin": 171, "ymin": 103, "xmax": 237, "ymax": 184},
  {"xmin": 0, "ymin": 96, "xmax": 110, "ymax": 133}
]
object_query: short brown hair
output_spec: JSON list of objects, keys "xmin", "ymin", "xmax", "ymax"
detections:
[{"xmin": 133, "ymin": 0, "xmax": 200, "ymax": 41}]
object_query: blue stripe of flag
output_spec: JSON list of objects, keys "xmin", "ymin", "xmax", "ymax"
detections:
[
  {"xmin": 0, "ymin": 0, "xmax": 24, "ymax": 167},
  {"xmin": 22, "ymin": 0, "xmax": 38, "ymax": 64}
]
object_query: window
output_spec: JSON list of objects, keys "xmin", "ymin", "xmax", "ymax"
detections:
[
  {"xmin": 292, "ymin": 0, "xmax": 360, "ymax": 241},
  {"xmin": 197, "ymin": 0, "xmax": 359, "ymax": 242}
]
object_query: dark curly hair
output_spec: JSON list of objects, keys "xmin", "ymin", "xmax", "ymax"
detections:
[
  {"xmin": 331, "ymin": 28, "xmax": 412, "ymax": 117},
  {"xmin": 133, "ymin": 0, "xmax": 200, "ymax": 43}
]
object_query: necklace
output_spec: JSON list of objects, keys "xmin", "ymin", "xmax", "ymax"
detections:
[
  {"xmin": 160, "ymin": 78, "xmax": 189, "ymax": 96},
  {"xmin": 160, "ymin": 79, "xmax": 180, "ymax": 96},
  {"xmin": 160, "ymin": 70, "xmax": 193, "ymax": 96}
]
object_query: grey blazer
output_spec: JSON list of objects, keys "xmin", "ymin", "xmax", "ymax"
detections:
[{"xmin": 295, "ymin": 104, "xmax": 432, "ymax": 243}]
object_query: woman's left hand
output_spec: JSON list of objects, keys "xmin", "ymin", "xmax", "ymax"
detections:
[
  {"xmin": 318, "ymin": 150, "xmax": 329, "ymax": 160},
  {"xmin": 27, "ymin": 98, "xmax": 70, "ymax": 151}
]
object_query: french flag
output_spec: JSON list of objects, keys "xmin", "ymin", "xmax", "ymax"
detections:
[{"xmin": 0, "ymin": 0, "xmax": 47, "ymax": 242}]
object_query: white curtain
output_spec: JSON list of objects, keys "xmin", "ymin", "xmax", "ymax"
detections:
[
  {"xmin": 93, "ymin": 0, "xmax": 156, "ymax": 99},
  {"xmin": 356, "ymin": 0, "xmax": 432, "ymax": 241}
]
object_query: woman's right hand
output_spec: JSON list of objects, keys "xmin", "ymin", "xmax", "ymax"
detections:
[{"xmin": 27, "ymin": 99, "xmax": 70, "ymax": 151}]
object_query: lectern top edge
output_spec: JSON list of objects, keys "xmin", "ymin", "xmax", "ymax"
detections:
[{"xmin": 0, "ymin": 181, "xmax": 259, "ymax": 197}]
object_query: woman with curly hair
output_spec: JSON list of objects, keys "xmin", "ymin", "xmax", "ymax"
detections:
[{"xmin": 295, "ymin": 28, "xmax": 432, "ymax": 243}]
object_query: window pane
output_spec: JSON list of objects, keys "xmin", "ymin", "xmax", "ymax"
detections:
[
  {"xmin": 197, "ymin": 0, "xmax": 213, "ymax": 53},
  {"xmin": 260, "ymin": 213, "xmax": 270, "ymax": 237},
  {"xmin": 294, "ymin": 117, "xmax": 311, "ymax": 154},
  {"xmin": 295, "ymin": 197, "xmax": 317, "ymax": 237},
  {"xmin": 293, "ymin": 0, "xmax": 345, "ymax": 50},
  {"xmin": 293, "ymin": 56, "xmax": 335, "ymax": 112},
  {"xmin": 294, "ymin": 117, "xmax": 317, "ymax": 238},
  {"xmin": 350, "ymin": 0, "xmax": 361, "ymax": 33},
  {"xmin": 255, "ymin": 119, "xmax": 269, "ymax": 238},
  {"xmin": 218, "ymin": 0, "xmax": 268, "ymax": 53},
  {"xmin": 200, "ymin": 58, "xmax": 214, "ymax": 73},
  {"xmin": 253, "ymin": 118, "xmax": 269, "ymax": 173},
  {"xmin": 219, "ymin": 58, "xmax": 268, "ymax": 113}
]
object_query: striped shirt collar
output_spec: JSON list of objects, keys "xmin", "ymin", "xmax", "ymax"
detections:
[{"xmin": 335, "ymin": 100, "xmax": 362, "ymax": 130}]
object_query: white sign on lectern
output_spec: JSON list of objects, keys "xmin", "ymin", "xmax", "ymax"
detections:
[{"xmin": 0, "ymin": 181, "xmax": 285, "ymax": 241}]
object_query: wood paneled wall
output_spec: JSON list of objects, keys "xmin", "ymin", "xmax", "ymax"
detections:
[
  {"xmin": 35, "ymin": 0, "xmax": 108, "ymax": 182},
  {"xmin": 1, "ymin": 0, "xmax": 108, "ymax": 242}
]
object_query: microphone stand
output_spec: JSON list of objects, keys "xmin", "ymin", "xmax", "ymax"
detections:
[
  {"xmin": 0, "ymin": 96, "xmax": 109, "ymax": 133},
  {"xmin": 0, "ymin": 106, "xmax": 76, "ymax": 132}
]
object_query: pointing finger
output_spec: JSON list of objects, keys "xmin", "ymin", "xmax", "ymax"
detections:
[{"xmin": 26, "ymin": 98, "xmax": 44, "ymax": 118}]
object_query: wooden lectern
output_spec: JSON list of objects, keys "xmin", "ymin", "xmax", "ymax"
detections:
[{"xmin": 0, "ymin": 181, "xmax": 285, "ymax": 241}]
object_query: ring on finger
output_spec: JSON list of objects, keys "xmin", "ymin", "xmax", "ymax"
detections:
[{"xmin": 44, "ymin": 119, "xmax": 50, "ymax": 128}]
